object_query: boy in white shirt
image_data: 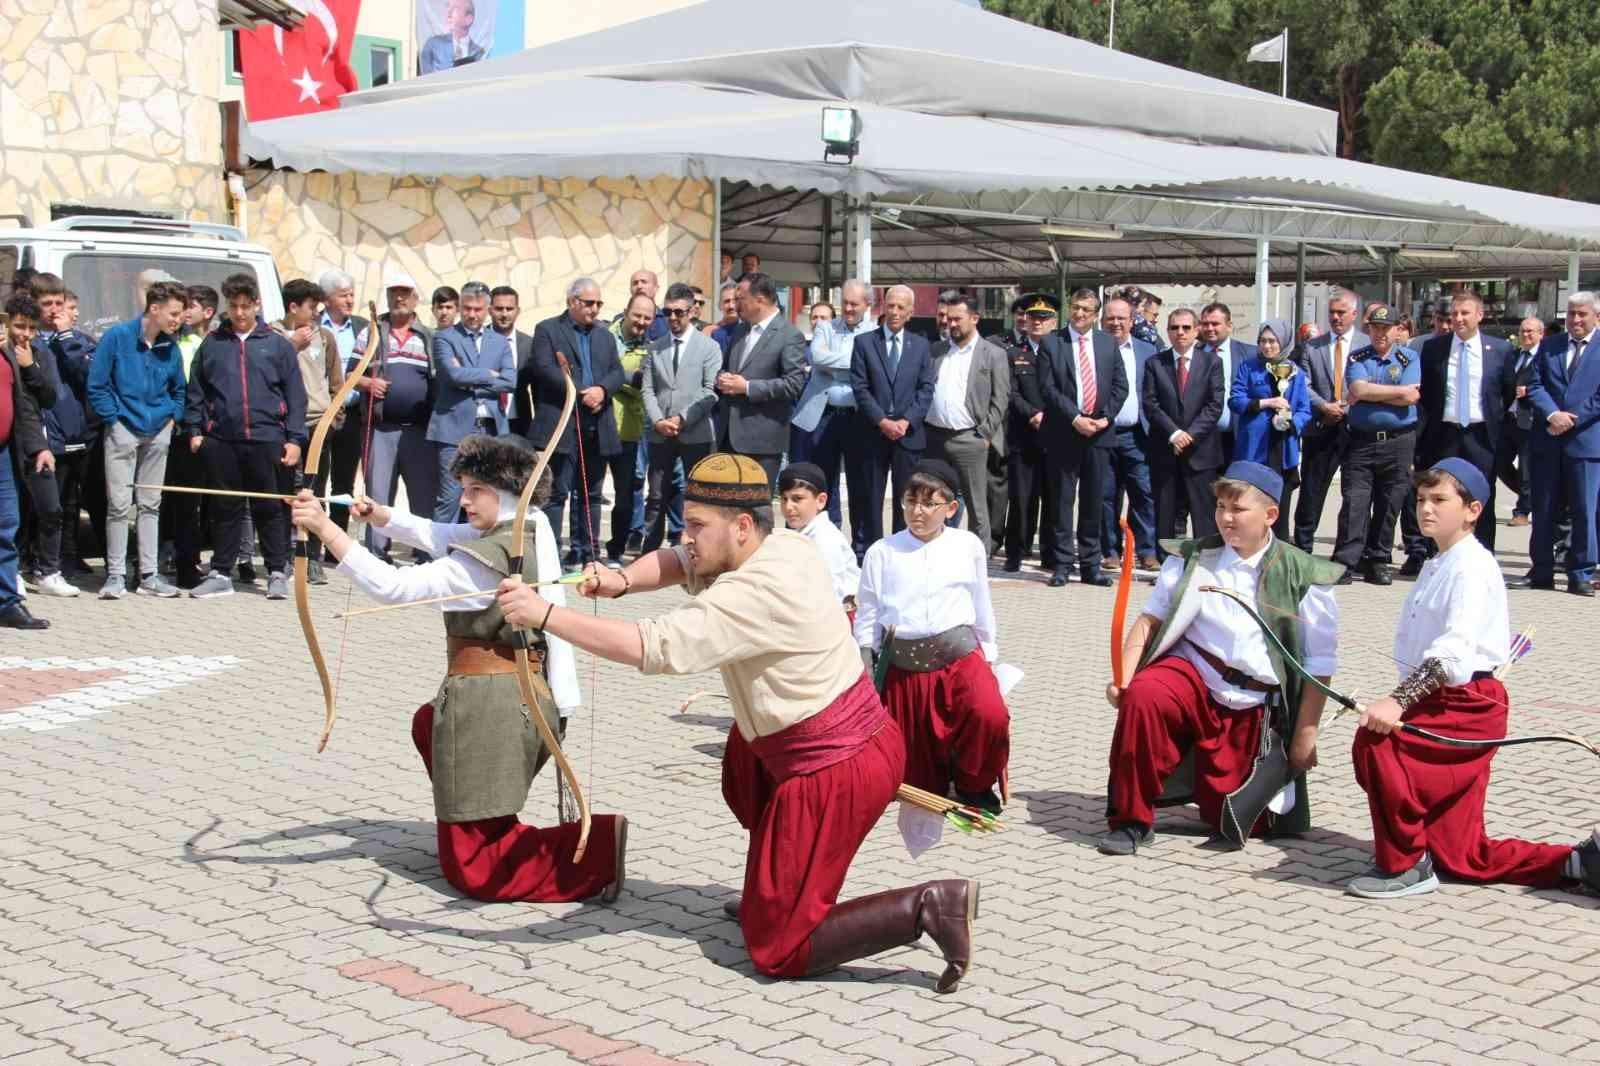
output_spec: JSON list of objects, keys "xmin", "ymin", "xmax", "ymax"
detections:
[
  {"xmin": 855, "ymin": 458, "xmax": 1009, "ymax": 813},
  {"xmin": 778, "ymin": 462, "xmax": 859, "ymax": 610},
  {"xmin": 1347, "ymin": 458, "xmax": 1600, "ymax": 898}
]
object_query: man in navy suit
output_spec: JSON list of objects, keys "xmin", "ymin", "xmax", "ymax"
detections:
[
  {"xmin": 1039, "ymin": 289, "xmax": 1128, "ymax": 587},
  {"xmin": 1141, "ymin": 309, "xmax": 1225, "ymax": 548},
  {"xmin": 1098, "ymin": 295, "xmax": 1157, "ymax": 569},
  {"xmin": 427, "ymin": 280, "xmax": 515, "ymax": 523},
  {"xmin": 526, "ymin": 277, "xmax": 624, "ymax": 563},
  {"xmin": 850, "ymin": 284, "xmax": 935, "ymax": 555},
  {"xmin": 1197, "ymin": 302, "xmax": 1256, "ymax": 461},
  {"xmin": 1514, "ymin": 292, "xmax": 1600, "ymax": 595},
  {"xmin": 1414, "ymin": 291, "xmax": 1515, "ymax": 555}
]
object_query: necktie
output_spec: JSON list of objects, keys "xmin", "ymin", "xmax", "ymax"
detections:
[
  {"xmin": 888, "ymin": 334, "xmax": 901, "ymax": 379},
  {"xmin": 672, "ymin": 338, "xmax": 681, "ymax": 376},
  {"xmin": 1571, "ymin": 337, "xmax": 1586, "ymax": 375},
  {"xmin": 1456, "ymin": 340, "xmax": 1472, "ymax": 424},
  {"xmin": 1077, "ymin": 334, "xmax": 1097, "ymax": 413},
  {"xmin": 1176, "ymin": 353, "xmax": 1189, "ymax": 394},
  {"xmin": 1332, "ymin": 338, "xmax": 1345, "ymax": 403}
]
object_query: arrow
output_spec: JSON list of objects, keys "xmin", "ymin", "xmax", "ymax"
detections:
[
  {"xmin": 332, "ymin": 574, "xmax": 592, "ymax": 619},
  {"xmin": 135, "ymin": 484, "xmax": 355, "ymax": 507}
]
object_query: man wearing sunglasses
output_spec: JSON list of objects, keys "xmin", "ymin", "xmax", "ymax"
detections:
[{"xmin": 1141, "ymin": 308, "xmax": 1225, "ymax": 550}]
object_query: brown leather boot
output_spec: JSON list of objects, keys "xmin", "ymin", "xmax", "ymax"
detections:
[
  {"xmin": 804, "ymin": 879, "xmax": 977, "ymax": 993},
  {"xmin": 599, "ymin": 817, "xmax": 627, "ymax": 903}
]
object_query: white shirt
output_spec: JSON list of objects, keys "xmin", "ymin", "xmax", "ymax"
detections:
[
  {"xmin": 1442, "ymin": 332, "xmax": 1484, "ymax": 425},
  {"xmin": 739, "ymin": 308, "xmax": 780, "ymax": 370},
  {"xmin": 1394, "ymin": 534, "xmax": 1509, "ymax": 685},
  {"xmin": 338, "ymin": 509, "xmax": 581, "ymax": 712},
  {"xmin": 1142, "ymin": 538, "xmax": 1340, "ymax": 710},
  {"xmin": 1114, "ymin": 338, "xmax": 1140, "ymax": 428},
  {"xmin": 927, "ymin": 334, "xmax": 978, "ymax": 430},
  {"xmin": 854, "ymin": 527, "xmax": 998, "ymax": 661},
  {"xmin": 800, "ymin": 513, "xmax": 861, "ymax": 604}
]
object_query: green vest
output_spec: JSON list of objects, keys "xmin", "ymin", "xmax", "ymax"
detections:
[
  {"xmin": 424, "ymin": 520, "xmax": 560, "ymax": 823},
  {"xmin": 1142, "ymin": 535, "xmax": 1344, "ymax": 836}
]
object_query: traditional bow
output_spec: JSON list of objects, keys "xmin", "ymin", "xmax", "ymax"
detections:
[
  {"xmin": 1200, "ymin": 585, "xmax": 1600, "ymax": 758},
  {"xmin": 302, "ymin": 301, "xmax": 379, "ymax": 753},
  {"xmin": 506, "ymin": 353, "xmax": 591, "ymax": 860},
  {"xmin": 1109, "ymin": 515, "xmax": 1134, "ymax": 687}
]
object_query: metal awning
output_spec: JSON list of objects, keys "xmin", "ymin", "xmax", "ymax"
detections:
[{"xmin": 217, "ymin": 0, "xmax": 303, "ymax": 31}]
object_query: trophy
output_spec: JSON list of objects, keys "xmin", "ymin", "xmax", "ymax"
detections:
[{"xmin": 1266, "ymin": 359, "xmax": 1296, "ymax": 432}]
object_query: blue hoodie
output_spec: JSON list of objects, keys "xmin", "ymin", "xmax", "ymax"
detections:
[
  {"xmin": 36, "ymin": 328, "xmax": 99, "ymax": 454},
  {"xmin": 86, "ymin": 316, "xmax": 185, "ymax": 437},
  {"xmin": 184, "ymin": 319, "xmax": 307, "ymax": 446}
]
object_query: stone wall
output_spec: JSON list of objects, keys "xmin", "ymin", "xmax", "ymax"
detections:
[
  {"xmin": 243, "ymin": 169, "xmax": 715, "ymax": 326},
  {"xmin": 0, "ymin": 0, "xmax": 227, "ymax": 225}
]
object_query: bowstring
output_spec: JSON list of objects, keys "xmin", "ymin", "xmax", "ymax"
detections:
[
  {"xmin": 331, "ymin": 327, "xmax": 379, "ymax": 701},
  {"xmin": 571, "ymin": 386, "xmax": 600, "ymax": 805}
]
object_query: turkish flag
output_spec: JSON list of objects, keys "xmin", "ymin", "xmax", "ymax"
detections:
[{"xmin": 239, "ymin": 1, "xmax": 362, "ymax": 122}]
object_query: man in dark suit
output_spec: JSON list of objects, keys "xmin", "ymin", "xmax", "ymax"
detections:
[
  {"xmin": 1197, "ymin": 302, "xmax": 1256, "ymax": 460},
  {"xmin": 1039, "ymin": 290, "xmax": 1128, "ymax": 587},
  {"xmin": 527, "ymin": 276, "xmax": 624, "ymax": 563},
  {"xmin": 489, "ymin": 285, "xmax": 534, "ymax": 434},
  {"xmin": 426, "ymin": 280, "xmax": 515, "ymax": 523},
  {"xmin": 1504, "ymin": 315, "xmax": 1544, "ymax": 526},
  {"xmin": 1514, "ymin": 293, "xmax": 1600, "ymax": 595},
  {"xmin": 716, "ymin": 272, "xmax": 806, "ymax": 490},
  {"xmin": 1098, "ymin": 296, "xmax": 1157, "ymax": 570},
  {"xmin": 1141, "ymin": 308, "xmax": 1225, "ymax": 549},
  {"xmin": 850, "ymin": 283, "xmax": 936, "ymax": 553},
  {"xmin": 1003, "ymin": 294, "xmax": 1060, "ymax": 572},
  {"xmin": 1293, "ymin": 289, "xmax": 1367, "ymax": 554},
  {"xmin": 1415, "ymin": 290, "xmax": 1515, "ymax": 555}
]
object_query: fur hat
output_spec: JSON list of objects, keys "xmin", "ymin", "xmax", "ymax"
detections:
[{"xmin": 449, "ymin": 434, "xmax": 550, "ymax": 504}]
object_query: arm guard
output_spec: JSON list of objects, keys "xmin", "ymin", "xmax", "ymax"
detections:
[{"xmin": 1389, "ymin": 657, "xmax": 1449, "ymax": 710}]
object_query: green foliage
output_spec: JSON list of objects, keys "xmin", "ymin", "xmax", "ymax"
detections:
[{"xmin": 983, "ymin": 0, "xmax": 1600, "ymax": 201}]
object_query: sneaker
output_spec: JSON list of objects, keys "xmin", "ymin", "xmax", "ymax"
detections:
[
  {"xmin": 190, "ymin": 571, "xmax": 235, "ymax": 599},
  {"xmin": 1098, "ymin": 824, "xmax": 1155, "ymax": 856},
  {"xmin": 1346, "ymin": 853, "xmax": 1439, "ymax": 899},
  {"xmin": 307, "ymin": 558, "xmax": 327, "ymax": 585},
  {"xmin": 136, "ymin": 573, "xmax": 180, "ymax": 598},
  {"xmin": 1574, "ymin": 832, "xmax": 1600, "ymax": 894},
  {"xmin": 99, "ymin": 575, "xmax": 127, "ymax": 600},
  {"xmin": 35, "ymin": 572, "xmax": 80, "ymax": 598},
  {"xmin": 265, "ymin": 571, "xmax": 289, "ymax": 600}
]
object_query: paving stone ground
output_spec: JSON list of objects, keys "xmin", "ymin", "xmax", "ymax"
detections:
[{"xmin": 3, "ymin": 493, "xmax": 1598, "ymax": 1065}]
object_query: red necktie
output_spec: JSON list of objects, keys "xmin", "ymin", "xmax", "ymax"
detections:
[
  {"xmin": 1077, "ymin": 335, "xmax": 1097, "ymax": 413},
  {"xmin": 1176, "ymin": 353, "xmax": 1189, "ymax": 394}
]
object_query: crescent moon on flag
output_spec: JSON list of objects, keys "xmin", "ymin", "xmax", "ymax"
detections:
[{"xmin": 273, "ymin": 0, "xmax": 341, "ymax": 64}]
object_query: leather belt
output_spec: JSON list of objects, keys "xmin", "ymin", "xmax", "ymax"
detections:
[
  {"xmin": 446, "ymin": 637, "xmax": 542, "ymax": 676},
  {"xmin": 1346, "ymin": 424, "xmax": 1415, "ymax": 443},
  {"xmin": 889, "ymin": 625, "xmax": 979, "ymax": 673},
  {"xmin": 1188, "ymin": 642, "xmax": 1277, "ymax": 693}
]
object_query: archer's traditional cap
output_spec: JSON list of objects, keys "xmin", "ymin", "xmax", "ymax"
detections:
[
  {"xmin": 777, "ymin": 462, "xmax": 827, "ymax": 494},
  {"xmin": 1429, "ymin": 457, "xmax": 1489, "ymax": 504},
  {"xmin": 911, "ymin": 458, "xmax": 962, "ymax": 499},
  {"xmin": 1366, "ymin": 303, "xmax": 1395, "ymax": 327},
  {"xmin": 1018, "ymin": 292, "xmax": 1061, "ymax": 317},
  {"xmin": 685, "ymin": 453, "xmax": 771, "ymax": 507},
  {"xmin": 1223, "ymin": 460, "xmax": 1283, "ymax": 505}
]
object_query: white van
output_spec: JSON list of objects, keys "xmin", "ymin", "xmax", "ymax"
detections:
[{"xmin": 0, "ymin": 214, "xmax": 284, "ymax": 334}]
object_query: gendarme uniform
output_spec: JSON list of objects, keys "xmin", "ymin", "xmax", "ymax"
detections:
[
  {"xmin": 1333, "ymin": 304, "xmax": 1420, "ymax": 580},
  {"xmin": 1003, "ymin": 293, "xmax": 1057, "ymax": 571}
]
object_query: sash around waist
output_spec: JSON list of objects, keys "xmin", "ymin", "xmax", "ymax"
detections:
[
  {"xmin": 889, "ymin": 625, "xmax": 979, "ymax": 672},
  {"xmin": 747, "ymin": 671, "xmax": 890, "ymax": 783},
  {"xmin": 446, "ymin": 637, "xmax": 543, "ymax": 676}
]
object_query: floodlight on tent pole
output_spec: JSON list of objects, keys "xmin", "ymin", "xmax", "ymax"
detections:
[
  {"xmin": 1040, "ymin": 222, "xmax": 1123, "ymax": 240},
  {"xmin": 822, "ymin": 107, "xmax": 861, "ymax": 165}
]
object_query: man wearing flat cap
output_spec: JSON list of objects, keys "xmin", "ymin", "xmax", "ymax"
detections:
[
  {"xmin": 1002, "ymin": 293, "xmax": 1060, "ymax": 572},
  {"xmin": 497, "ymin": 453, "xmax": 977, "ymax": 994}
]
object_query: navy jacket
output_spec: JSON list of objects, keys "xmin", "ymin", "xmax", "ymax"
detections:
[
  {"xmin": 1141, "ymin": 346, "xmax": 1226, "ymax": 472},
  {"xmin": 850, "ymin": 327, "xmax": 936, "ymax": 450},
  {"xmin": 184, "ymin": 321, "xmax": 307, "ymax": 446},
  {"xmin": 38, "ymin": 328, "xmax": 98, "ymax": 453},
  {"xmin": 1417, "ymin": 332, "xmax": 1515, "ymax": 462},
  {"xmin": 1037, "ymin": 329, "xmax": 1128, "ymax": 453},
  {"xmin": 524, "ymin": 313, "xmax": 623, "ymax": 456},
  {"xmin": 1527, "ymin": 330, "xmax": 1600, "ymax": 459}
]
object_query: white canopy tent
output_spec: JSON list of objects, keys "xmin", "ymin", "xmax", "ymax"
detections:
[{"xmin": 242, "ymin": 0, "xmax": 1600, "ymax": 299}]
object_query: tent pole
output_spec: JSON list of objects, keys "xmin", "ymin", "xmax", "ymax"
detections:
[
  {"xmin": 1254, "ymin": 239, "xmax": 1270, "ymax": 328},
  {"xmin": 711, "ymin": 179, "xmax": 723, "ymax": 294},
  {"xmin": 1570, "ymin": 251, "xmax": 1583, "ymax": 299},
  {"xmin": 1382, "ymin": 250, "xmax": 1395, "ymax": 308},
  {"xmin": 855, "ymin": 197, "xmax": 873, "ymax": 287},
  {"xmin": 820, "ymin": 196, "xmax": 834, "ymax": 298},
  {"xmin": 1293, "ymin": 242, "xmax": 1306, "ymax": 335}
]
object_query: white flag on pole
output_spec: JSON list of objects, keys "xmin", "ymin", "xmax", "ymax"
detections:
[{"xmin": 1248, "ymin": 31, "xmax": 1285, "ymax": 63}]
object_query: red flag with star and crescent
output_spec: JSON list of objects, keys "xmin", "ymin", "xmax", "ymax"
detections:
[{"xmin": 238, "ymin": 0, "xmax": 362, "ymax": 122}]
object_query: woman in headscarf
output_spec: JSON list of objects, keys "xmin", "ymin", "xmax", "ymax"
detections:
[{"xmin": 1227, "ymin": 324, "xmax": 1311, "ymax": 537}]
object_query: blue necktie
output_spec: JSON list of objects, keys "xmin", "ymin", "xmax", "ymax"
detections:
[
  {"xmin": 1455, "ymin": 340, "xmax": 1471, "ymax": 425},
  {"xmin": 887, "ymin": 334, "xmax": 901, "ymax": 379}
]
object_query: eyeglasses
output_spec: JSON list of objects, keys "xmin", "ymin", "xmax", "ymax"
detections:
[
  {"xmin": 577, "ymin": 298, "xmax": 603, "ymax": 309},
  {"xmin": 664, "ymin": 307, "xmax": 693, "ymax": 318},
  {"xmin": 694, "ymin": 299, "xmax": 706, "ymax": 306},
  {"xmin": 1169, "ymin": 324, "xmax": 1196, "ymax": 332},
  {"xmin": 900, "ymin": 495, "xmax": 952, "ymax": 513}
]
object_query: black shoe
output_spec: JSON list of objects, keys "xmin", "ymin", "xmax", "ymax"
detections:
[
  {"xmin": 1569, "ymin": 578, "xmax": 1595, "ymax": 597},
  {"xmin": 237, "ymin": 562, "xmax": 257, "ymax": 584},
  {"xmin": 1574, "ymin": 834, "xmax": 1600, "ymax": 894},
  {"xmin": 1365, "ymin": 563, "xmax": 1393, "ymax": 586},
  {"xmin": 1080, "ymin": 569, "xmax": 1113, "ymax": 587},
  {"xmin": 955, "ymin": 787, "xmax": 1003, "ymax": 815},
  {"xmin": 1047, "ymin": 571, "xmax": 1070, "ymax": 588},
  {"xmin": 0, "ymin": 603, "xmax": 49, "ymax": 630},
  {"xmin": 1098, "ymin": 824, "xmax": 1154, "ymax": 856},
  {"xmin": 625, "ymin": 532, "xmax": 643, "ymax": 554},
  {"xmin": 1335, "ymin": 570, "xmax": 1355, "ymax": 585},
  {"xmin": 1398, "ymin": 555, "xmax": 1425, "ymax": 578},
  {"xmin": 1507, "ymin": 573, "xmax": 1555, "ymax": 590},
  {"xmin": 1002, "ymin": 559, "xmax": 1021, "ymax": 573}
]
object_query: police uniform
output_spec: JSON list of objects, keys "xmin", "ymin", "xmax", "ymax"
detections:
[
  {"xmin": 1003, "ymin": 294, "xmax": 1058, "ymax": 571},
  {"xmin": 1333, "ymin": 305, "xmax": 1419, "ymax": 584}
]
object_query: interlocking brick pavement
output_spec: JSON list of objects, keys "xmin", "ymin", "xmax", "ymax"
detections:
[{"xmin": 2, "ymin": 496, "xmax": 1598, "ymax": 1065}]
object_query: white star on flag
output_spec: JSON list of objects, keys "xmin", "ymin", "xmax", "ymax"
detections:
[{"xmin": 291, "ymin": 66, "xmax": 323, "ymax": 104}]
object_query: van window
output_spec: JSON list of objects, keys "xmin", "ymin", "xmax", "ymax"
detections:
[
  {"xmin": 62, "ymin": 253, "xmax": 269, "ymax": 336},
  {"xmin": 0, "ymin": 244, "xmax": 18, "ymax": 306}
]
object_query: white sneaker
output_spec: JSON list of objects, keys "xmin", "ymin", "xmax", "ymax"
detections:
[
  {"xmin": 189, "ymin": 572, "xmax": 235, "ymax": 599},
  {"xmin": 36, "ymin": 572, "xmax": 79, "ymax": 598}
]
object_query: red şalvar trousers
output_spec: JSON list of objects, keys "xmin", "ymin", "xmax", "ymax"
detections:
[
  {"xmin": 1351, "ymin": 679, "xmax": 1572, "ymax": 885},
  {"xmin": 411, "ymin": 705, "xmax": 618, "ymax": 903},
  {"xmin": 882, "ymin": 649, "xmax": 1010, "ymax": 795},
  {"xmin": 720, "ymin": 672, "xmax": 904, "ymax": 978},
  {"xmin": 1107, "ymin": 655, "xmax": 1262, "ymax": 831}
]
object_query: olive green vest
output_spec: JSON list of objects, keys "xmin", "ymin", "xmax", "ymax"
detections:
[
  {"xmin": 424, "ymin": 520, "xmax": 560, "ymax": 823},
  {"xmin": 1143, "ymin": 535, "xmax": 1344, "ymax": 836}
]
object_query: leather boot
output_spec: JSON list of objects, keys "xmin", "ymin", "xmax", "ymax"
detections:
[{"xmin": 804, "ymin": 879, "xmax": 977, "ymax": 993}]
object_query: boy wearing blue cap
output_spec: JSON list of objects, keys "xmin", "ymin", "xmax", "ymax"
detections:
[
  {"xmin": 1101, "ymin": 460, "xmax": 1343, "ymax": 855},
  {"xmin": 1347, "ymin": 458, "xmax": 1600, "ymax": 897}
]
